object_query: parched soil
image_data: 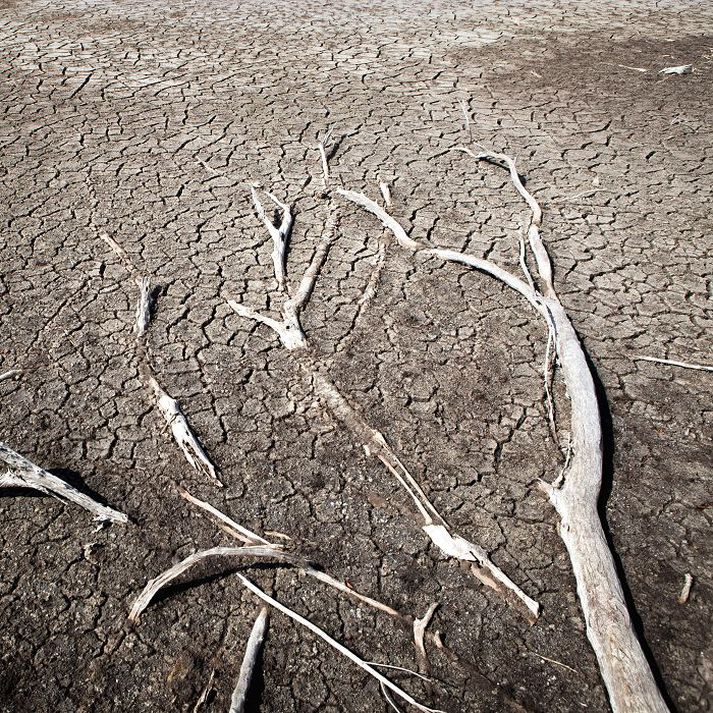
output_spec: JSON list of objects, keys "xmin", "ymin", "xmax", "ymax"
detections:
[{"xmin": 1, "ymin": 1, "xmax": 711, "ymax": 711}]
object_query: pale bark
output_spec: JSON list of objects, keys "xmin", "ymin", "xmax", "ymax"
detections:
[{"xmin": 338, "ymin": 148, "xmax": 671, "ymax": 712}]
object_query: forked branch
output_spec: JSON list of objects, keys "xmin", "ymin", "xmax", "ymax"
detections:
[{"xmin": 338, "ymin": 148, "xmax": 670, "ymax": 713}]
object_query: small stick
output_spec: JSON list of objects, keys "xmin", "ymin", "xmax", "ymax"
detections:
[
  {"xmin": 633, "ymin": 355, "xmax": 713, "ymax": 373},
  {"xmin": 367, "ymin": 662, "xmax": 432, "ymax": 683},
  {"xmin": 236, "ymin": 574, "xmax": 445, "ymax": 713},
  {"xmin": 413, "ymin": 603, "xmax": 439, "ymax": 671},
  {"xmin": 99, "ymin": 232, "xmax": 128, "ymax": 263},
  {"xmin": 0, "ymin": 369, "xmax": 21, "ymax": 382},
  {"xmin": 379, "ymin": 182, "xmax": 392, "ymax": 207},
  {"xmin": 179, "ymin": 488, "xmax": 272, "ymax": 545},
  {"xmin": 422, "ymin": 524, "xmax": 539, "ymax": 620},
  {"xmin": 135, "ymin": 276, "xmax": 153, "ymax": 337},
  {"xmin": 149, "ymin": 377, "xmax": 222, "ymax": 487},
  {"xmin": 529, "ymin": 651, "xmax": 578, "ymax": 674},
  {"xmin": 229, "ymin": 607, "xmax": 269, "ymax": 713},
  {"xmin": 459, "ymin": 98, "xmax": 472, "ymax": 143},
  {"xmin": 678, "ymin": 573, "xmax": 693, "ymax": 604},
  {"xmin": 316, "ymin": 126, "xmax": 334, "ymax": 188},
  {"xmin": 0, "ymin": 442, "xmax": 128, "ymax": 524}
]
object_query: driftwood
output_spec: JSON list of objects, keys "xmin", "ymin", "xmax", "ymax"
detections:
[
  {"xmin": 0, "ymin": 441, "xmax": 128, "ymax": 524},
  {"xmin": 337, "ymin": 148, "xmax": 671, "ymax": 713},
  {"xmin": 228, "ymin": 185, "xmax": 539, "ymax": 620}
]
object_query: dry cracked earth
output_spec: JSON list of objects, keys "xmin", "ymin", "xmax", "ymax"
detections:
[{"xmin": 1, "ymin": 0, "xmax": 712, "ymax": 711}]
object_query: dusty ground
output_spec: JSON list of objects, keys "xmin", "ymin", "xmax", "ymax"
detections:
[{"xmin": 1, "ymin": 0, "xmax": 712, "ymax": 711}]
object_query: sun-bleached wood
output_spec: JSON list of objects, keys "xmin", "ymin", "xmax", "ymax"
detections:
[{"xmin": 338, "ymin": 148, "xmax": 670, "ymax": 713}]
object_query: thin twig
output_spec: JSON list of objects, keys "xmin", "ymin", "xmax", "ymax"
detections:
[
  {"xmin": 250, "ymin": 187, "xmax": 293, "ymax": 292},
  {"xmin": 529, "ymin": 651, "xmax": 578, "ymax": 674},
  {"xmin": 178, "ymin": 488, "xmax": 272, "ymax": 545},
  {"xmin": 236, "ymin": 574, "xmax": 445, "ymax": 713},
  {"xmin": 633, "ymin": 355, "xmax": 713, "ymax": 372},
  {"xmin": 316, "ymin": 126, "xmax": 334, "ymax": 188}
]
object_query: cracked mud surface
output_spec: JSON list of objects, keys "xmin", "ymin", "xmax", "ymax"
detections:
[{"xmin": 1, "ymin": 1, "xmax": 712, "ymax": 711}]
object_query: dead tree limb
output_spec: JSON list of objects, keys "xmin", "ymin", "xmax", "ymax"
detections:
[
  {"xmin": 227, "ymin": 186, "xmax": 539, "ymax": 620},
  {"xmin": 0, "ymin": 441, "xmax": 128, "ymax": 524},
  {"xmin": 100, "ymin": 231, "xmax": 220, "ymax": 487},
  {"xmin": 337, "ymin": 148, "xmax": 671, "ymax": 713}
]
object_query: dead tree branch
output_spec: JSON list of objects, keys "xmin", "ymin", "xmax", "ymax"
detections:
[
  {"xmin": 0, "ymin": 442, "xmax": 128, "ymax": 524},
  {"xmin": 229, "ymin": 185, "xmax": 539, "ymax": 620},
  {"xmin": 338, "ymin": 150, "xmax": 671, "ymax": 713}
]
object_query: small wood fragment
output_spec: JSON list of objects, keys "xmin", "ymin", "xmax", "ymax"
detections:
[
  {"xmin": 659, "ymin": 64, "xmax": 692, "ymax": 75},
  {"xmin": 678, "ymin": 573, "xmax": 693, "ymax": 604},
  {"xmin": 150, "ymin": 377, "xmax": 222, "ymax": 487}
]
